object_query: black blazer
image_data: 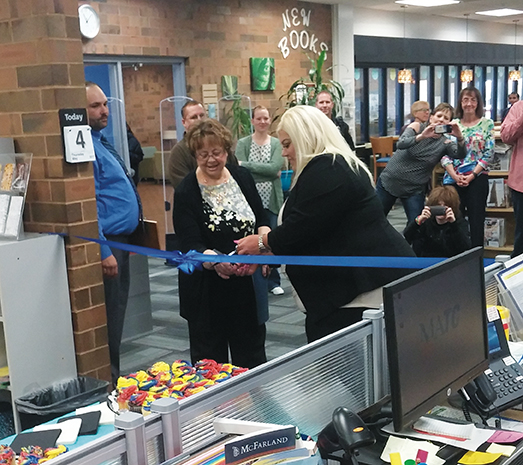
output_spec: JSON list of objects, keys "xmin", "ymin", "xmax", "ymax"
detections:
[
  {"xmin": 173, "ymin": 165, "xmax": 268, "ymax": 320},
  {"xmin": 268, "ymin": 154, "xmax": 416, "ymax": 325}
]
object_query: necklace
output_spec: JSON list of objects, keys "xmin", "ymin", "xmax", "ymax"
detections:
[{"xmin": 197, "ymin": 168, "xmax": 229, "ymax": 186}]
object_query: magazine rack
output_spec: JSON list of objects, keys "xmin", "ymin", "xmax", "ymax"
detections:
[{"xmin": 0, "ymin": 153, "xmax": 32, "ymax": 241}]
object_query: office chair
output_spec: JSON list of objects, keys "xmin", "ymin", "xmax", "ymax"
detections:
[{"xmin": 370, "ymin": 136, "xmax": 394, "ymax": 183}]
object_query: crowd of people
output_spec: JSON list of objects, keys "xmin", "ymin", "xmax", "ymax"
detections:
[{"xmin": 86, "ymin": 81, "xmax": 516, "ymax": 378}]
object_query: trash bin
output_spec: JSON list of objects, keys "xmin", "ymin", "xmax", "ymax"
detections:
[{"xmin": 15, "ymin": 377, "xmax": 109, "ymax": 430}]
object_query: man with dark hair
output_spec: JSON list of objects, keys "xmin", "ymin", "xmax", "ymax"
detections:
[
  {"xmin": 168, "ymin": 100, "xmax": 206, "ymax": 188},
  {"xmin": 315, "ymin": 90, "xmax": 356, "ymax": 151},
  {"xmin": 85, "ymin": 81, "xmax": 141, "ymax": 384},
  {"xmin": 502, "ymin": 92, "xmax": 520, "ymax": 122}
]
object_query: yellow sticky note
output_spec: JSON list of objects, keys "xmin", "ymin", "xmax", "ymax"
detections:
[
  {"xmin": 458, "ymin": 450, "xmax": 502, "ymax": 464},
  {"xmin": 389, "ymin": 452, "xmax": 402, "ymax": 465}
]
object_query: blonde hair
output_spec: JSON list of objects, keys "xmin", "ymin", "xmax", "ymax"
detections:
[
  {"xmin": 411, "ymin": 100, "xmax": 430, "ymax": 114},
  {"xmin": 277, "ymin": 105, "xmax": 372, "ymax": 182}
]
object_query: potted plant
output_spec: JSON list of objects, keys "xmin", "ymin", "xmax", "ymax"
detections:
[{"xmin": 280, "ymin": 51, "xmax": 345, "ymax": 115}]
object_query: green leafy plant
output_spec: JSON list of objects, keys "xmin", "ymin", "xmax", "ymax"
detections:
[
  {"xmin": 279, "ymin": 50, "xmax": 345, "ymax": 116},
  {"xmin": 223, "ymin": 97, "xmax": 252, "ymax": 141}
]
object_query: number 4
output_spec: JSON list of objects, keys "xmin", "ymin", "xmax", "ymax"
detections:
[{"xmin": 76, "ymin": 129, "xmax": 86, "ymax": 149}]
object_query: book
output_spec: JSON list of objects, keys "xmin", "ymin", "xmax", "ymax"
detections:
[
  {"xmin": 484, "ymin": 217, "xmax": 506, "ymax": 247},
  {"xmin": 412, "ymin": 416, "xmax": 474, "ymax": 441},
  {"xmin": 489, "ymin": 143, "xmax": 512, "ymax": 171},
  {"xmin": 487, "ymin": 178, "xmax": 509, "ymax": 208}
]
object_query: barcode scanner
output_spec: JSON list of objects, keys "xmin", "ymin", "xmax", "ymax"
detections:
[{"xmin": 317, "ymin": 407, "xmax": 375, "ymax": 465}]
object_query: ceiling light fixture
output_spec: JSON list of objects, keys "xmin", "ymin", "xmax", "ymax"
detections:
[
  {"xmin": 395, "ymin": 0, "xmax": 459, "ymax": 7},
  {"xmin": 460, "ymin": 14, "xmax": 473, "ymax": 83},
  {"xmin": 398, "ymin": 5, "xmax": 414, "ymax": 84},
  {"xmin": 509, "ymin": 20, "xmax": 520, "ymax": 82},
  {"xmin": 475, "ymin": 9, "xmax": 523, "ymax": 17}
]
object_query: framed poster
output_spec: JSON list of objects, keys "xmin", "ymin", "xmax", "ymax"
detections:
[{"xmin": 250, "ymin": 58, "xmax": 275, "ymax": 91}]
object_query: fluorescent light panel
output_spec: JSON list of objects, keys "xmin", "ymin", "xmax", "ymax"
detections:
[
  {"xmin": 395, "ymin": 0, "xmax": 460, "ymax": 7},
  {"xmin": 475, "ymin": 8, "xmax": 523, "ymax": 17}
]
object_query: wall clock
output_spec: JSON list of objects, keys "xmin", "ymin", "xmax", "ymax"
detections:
[{"xmin": 78, "ymin": 4, "xmax": 100, "ymax": 39}]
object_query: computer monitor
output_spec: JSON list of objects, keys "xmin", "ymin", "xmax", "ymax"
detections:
[{"xmin": 383, "ymin": 247, "xmax": 489, "ymax": 432}]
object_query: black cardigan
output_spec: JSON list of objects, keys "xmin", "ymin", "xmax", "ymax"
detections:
[
  {"xmin": 173, "ymin": 165, "xmax": 269, "ymax": 320},
  {"xmin": 268, "ymin": 154, "xmax": 416, "ymax": 325}
]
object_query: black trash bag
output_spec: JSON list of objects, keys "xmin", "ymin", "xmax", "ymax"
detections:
[{"xmin": 15, "ymin": 377, "xmax": 109, "ymax": 430}]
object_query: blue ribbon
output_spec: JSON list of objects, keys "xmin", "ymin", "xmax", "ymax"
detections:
[{"xmin": 67, "ymin": 234, "xmax": 494, "ymax": 274}]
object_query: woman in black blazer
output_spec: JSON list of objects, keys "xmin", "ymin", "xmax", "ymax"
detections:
[
  {"xmin": 236, "ymin": 105, "xmax": 416, "ymax": 343},
  {"xmin": 173, "ymin": 119, "xmax": 270, "ymax": 368}
]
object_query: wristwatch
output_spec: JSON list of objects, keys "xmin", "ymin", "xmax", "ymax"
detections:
[{"xmin": 258, "ymin": 235, "xmax": 269, "ymax": 253}]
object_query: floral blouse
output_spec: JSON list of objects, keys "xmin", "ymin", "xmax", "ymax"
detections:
[
  {"xmin": 441, "ymin": 117, "xmax": 494, "ymax": 184},
  {"xmin": 199, "ymin": 176, "xmax": 256, "ymax": 238}
]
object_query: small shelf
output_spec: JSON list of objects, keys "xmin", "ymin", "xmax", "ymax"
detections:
[
  {"xmin": 485, "ymin": 245, "xmax": 513, "ymax": 252},
  {"xmin": 486, "ymin": 207, "xmax": 514, "ymax": 213},
  {"xmin": 488, "ymin": 171, "xmax": 509, "ymax": 177}
]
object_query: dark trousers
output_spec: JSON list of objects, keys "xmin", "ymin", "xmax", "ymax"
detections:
[
  {"xmin": 451, "ymin": 174, "xmax": 489, "ymax": 248},
  {"xmin": 511, "ymin": 188, "xmax": 523, "ymax": 258},
  {"xmin": 103, "ymin": 235, "xmax": 131, "ymax": 384},
  {"xmin": 306, "ymin": 307, "xmax": 366, "ymax": 343},
  {"xmin": 187, "ymin": 277, "xmax": 267, "ymax": 369}
]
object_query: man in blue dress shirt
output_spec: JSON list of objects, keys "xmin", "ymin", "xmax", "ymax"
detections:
[{"xmin": 86, "ymin": 82, "xmax": 141, "ymax": 384}]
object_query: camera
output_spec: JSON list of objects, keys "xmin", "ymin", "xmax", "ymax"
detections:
[
  {"xmin": 429, "ymin": 205, "xmax": 446, "ymax": 216},
  {"xmin": 434, "ymin": 124, "xmax": 452, "ymax": 134}
]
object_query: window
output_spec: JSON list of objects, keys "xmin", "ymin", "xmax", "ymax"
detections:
[
  {"xmin": 448, "ymin": 66, "xmax": 458, "ymax": 108},
  {"xmin": 369, "ymin": 68, "xmax": 382, "ymax": 137},
  {"xmin": 485, "ymin": 66, "xmax": 494, "ymax": 120},
  {"xmin": 434, "ymin": 66, "xmax": 444, "ymax": 106},
  {"xmin": 355, "ymin": 68, "xmax": 364, "ymax": 143},
  {"xmin": 387, "ymin": 69, "xmax": 397, "ymax": 135}
]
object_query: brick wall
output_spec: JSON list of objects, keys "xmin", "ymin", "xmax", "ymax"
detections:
[
  {"xmin": 0, "ymin": 0, "xmax": 332, "ymax": 383},
  {"xmin": 83, "ymin": 0, "xmax": 332, "ymax": 129},
  {"xmin": 0, "ymin": 0, "xmax": 111, "ymax": 381}
]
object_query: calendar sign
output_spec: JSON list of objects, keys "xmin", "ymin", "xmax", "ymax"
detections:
[{"xmin": 59, "ymin": 108, "xmax": 96, "ymax": 163}]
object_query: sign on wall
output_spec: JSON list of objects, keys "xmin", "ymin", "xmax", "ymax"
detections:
[
  {"xmin": 278, "ymin": 8, "xmax": 329, "ymax": 59},
  {"xmin": 59, "ymin": 109, "xmax": 96, "ymax": 164}
]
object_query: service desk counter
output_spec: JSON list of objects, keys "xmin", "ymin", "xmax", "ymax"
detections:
[
  {"xmin": 8, "ymin": 261, "xmax": 518, "ymax": 465},
  {"xmin": 13, "ymin": 312, "xmax": 384, "ymax": 465}
]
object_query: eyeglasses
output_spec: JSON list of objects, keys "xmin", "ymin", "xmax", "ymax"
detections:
[
  {"xmin": 196, "ymin": 149, "xmax": 226, "ymax": 161},
  {"xmin": 415, "ymin": 108, "xmax": 431, "ymax": 113}
]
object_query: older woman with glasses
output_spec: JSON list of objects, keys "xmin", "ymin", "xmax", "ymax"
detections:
[
  {"xmin": 173, "ymin": 119, "xmax": 270, "ymax": 368},
  {"xmin": 441, "ymin": 86, "xmax": 495, "ymax": 248},
  {"xmin": 376, "ymin": 102, "xmax": 466, "ymax": 224}
]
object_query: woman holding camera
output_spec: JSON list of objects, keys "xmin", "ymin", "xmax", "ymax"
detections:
[
  {"xmin": 376, "ymin": 102, "xmax": 466, "ymax": 224},
  {"xmin": 404, "ymin": 186, "xmax": 471, "ymax": 257},
  {"xmin": 441, "ymin": 87, "xmax": 495, "ymax": 248}
]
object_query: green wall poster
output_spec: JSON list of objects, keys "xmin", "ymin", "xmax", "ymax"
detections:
[{"xmin": 250, "ymin": 58, "xmax": 276, "ymax": 91}]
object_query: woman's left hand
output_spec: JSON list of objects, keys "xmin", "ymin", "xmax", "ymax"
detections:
[
  {"xmin": 214, "ymin": 262, "xmax": 237, "ymax": 280},
  {"xmin": 236, "ymin": 234, "xmax": 260, "ymax": 255}
]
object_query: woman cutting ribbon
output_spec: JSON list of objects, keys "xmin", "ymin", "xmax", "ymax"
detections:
[
  {"xmin": 173, "ymin": 119, "xmax": 270, "ymax": 368},
  {"xmin": 236, "ymin": 105, "xmax": 415, "ymax": 343}
]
